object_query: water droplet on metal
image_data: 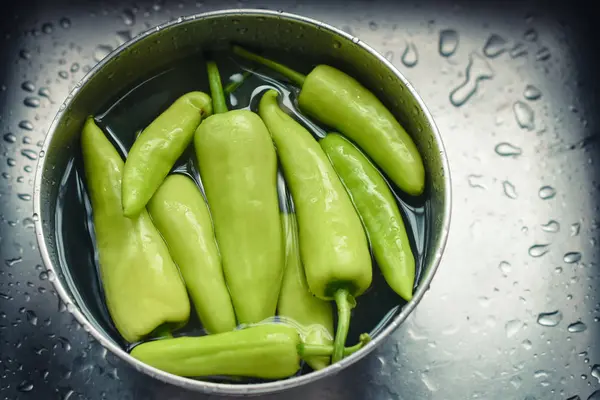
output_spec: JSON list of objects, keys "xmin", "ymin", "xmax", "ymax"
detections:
[
  {"xmin": 116, "ymin": 30, "xmax": 133, "ymax": 45},
  {"xmin": 591, "ymin": 365, "xmax": 600, "ymax": 383},
  {"xmin": 498, "ymin": 261, "xmax": 511, "ymax": 276},
  {"xmin": 467, "ymin": 174, "xmax": 486, "ymax": 189},
  {"xmin": 7, "ymin": 158, "xmax": 17, "ymax": 166},
  {"xmin": 19, "ymin": 120, "xmax": 34, "ymax": 131},
  {"xmin": 24, "ymin": 97, "xmax": 40, "ymax": 108},
  {"xmin": 21, "ymin": 81, "xmax": 35, "ymax": 92},
  {"xmin": 537, "ymin": 310, "xmax": 563, "ymax": 327},
  {"xmin": 567, "ymin": 321, "xmax": 587, "ymax": 333},
  {"xmin": 494, "ymin": 142, "xmax": 522, "ymax": 157},
  {"xmin": 4, "ymin": 132, "xmax": 16, "ymax": 143},
  {"xmin": 17, "ymin": 380, "xmax": 33, "ymax": 392},
  {"xmin": 401, "ymin": 43, "xmax": 418, "ymax": 68},
  {"xmin": 483, "ymin": 34, "xmax": 507, "ymax": 58},
  {"xmin": 510, "ymin": 42, "xmax": 528, "ymax": 58},
  {"xmin": 541, "ymin": 220, "xmax": 560, "ymax": 233},
  {"xmin": 368, "ymin": 21, "xmax": 378, "ymax": 31},
  {"xmin": 521, "ymin": 339, "xmax": 532, "ymax": 350},
  {"xmin": 536, "ymin": 47, "xmax": 551, "ymax": 61},
  {"xmin": 439, "ymin": 29, "xmax": 459, "ymax": 57},
  {"xmin": 524, "ymin": 28, "xmax": 538, "ymax": 41},
  {"xmin": 505, "ymin": 319, "xmax": 523, "ymax": 337},
  {"xmin": 5, "ymin": 257, "xmax": 22, "ymax": 266},
  {"xmin": 42, "ymin": 22, "xmax": 53, "ymax": 34},
  {"xmin": 122, "ymin": 9, "xmax": 135, "ymax": 26},
  {"xmin": 93, "ymin": 45, "xmax": 114, "ymax": 63},
  {"xmin": 513, "ymin": 101, "xmax": 535, "ymax": 130},
  {"xmin": 502, "ymin": 180, "xmax": 517, "ymax": 199},
  {"xmin": 524, "ymin": 85, "xmax": 541, "ymax": 100},
  {"xmin": 384, "ymin": 51, "xmax": 393, "ymax": 62},
  {"xmin": 20, "ymin": 49, "xmax": 31, "ymax": 60},
  {"xmin": 449, "ymin": 53, "xmax": 493, "ymax": 107},
  {"xmin": 60, "ymin": 18, "xmax": 71, "ymax": 29},
  {"xmin": 58, "ymin": 70, "xmax": 69, "ymax": 79},
  {"xmin": 26, "ymin": 310, "xmax": 38, "ymax": 326},
  {"xmin": 38, "ymin": 87, "xmax": 51, "ymax": 98},
  {"xmin": 538, "ymin": 185, "xmax": 556, "ymax": 200},
  {"xmin": 563, "ymin": 252, "xmax": 582, "ymax": 264},
  {"xmin": 18, "ymin": 193, "xmax": 32, "ymax": 201},
  {"xmin": 571, "ymin": 222, "xmax": 581, "ymax": 236},
  {"xmin": 529, "ymin": 243, "xmax": 549, "ymax": 257},
  {"xmin": 21, "ymin": 149, "xmax": 38, "ymax": 161},
  {"xmin": 510, "ymin": 376, "xmax": 522, "ymax": 389},
  {"xmin": 70, "ymin": 63, "xmax": 80, "ymax": 73}
]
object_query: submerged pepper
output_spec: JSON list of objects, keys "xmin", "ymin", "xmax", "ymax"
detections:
[
  {"xmin": 232, "ymin": 45, "xmax": 425, "ymax": 196},
  {"xmin": 122, "ymin": 91, "xmax": 212, "ymax": 217},
  {"xmin": 258, "ymin": 90, "xmax": 372, "ymax": 363},
  {"xmin": 321, "ymin": 133, "xmax": 416, "ymax": 301},
  {"xmin": 81, "ymin": 117, "xmax": 190, "ymax": 343},
  {"xmin": 194, "ymin": 61, "xmax": 283, "ymax": 324},
  {"xmin": 131, "ymin": 324, "xmax": 370, "ymax": 379},
  {"xmin": 147, "ymin": 174, "xmax": 237, "ymax": 334},
  {"xmin": 278, "ymin": 212, "xmax": 334, "ymax": 371}
]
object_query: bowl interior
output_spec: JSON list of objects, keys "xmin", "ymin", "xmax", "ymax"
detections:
[{"xmin": 34, "ymin": 9, "xmax": 450, "ymax": 394}]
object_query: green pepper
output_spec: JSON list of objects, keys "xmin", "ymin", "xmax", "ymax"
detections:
[
  {"xmin": 278, "ymin": 212, "xmax": 334, "ymax": 371},
  {"xmin": 131, "ymin": 324, "xmax": 370, "ymax": 379},
  {"xmin": 232, "ymin": 45, "xmax": 425, "ymax": 196},
  {"xmin": 194, "ymin": 61, "xmax": 283, "ymax": 324},
  {"xmin": 147, "ymin": 174, "xmax": 237, "ymax": 334},
  {"xmin": 81, "ymin": 117, "xmax": 190, "ymax": 343},
  {"xmin": 122, "ymin": 91, "xmax": 212, "ymax": 217},
  {"xmin": 258, "ymin": 90, "xmax": 372, "ymax": 363},
  {"xmin": 321, "ymin": 133, "xmax": 416, "ymax": 301}
]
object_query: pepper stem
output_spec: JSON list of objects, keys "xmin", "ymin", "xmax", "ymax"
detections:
[
  {"xmin": 332, "ymin": 288, "xmax": 355, "ymax": 363},
  {"xmin": 299, "ymin": 333, "xmax": 371, "ymax": 358},
  {"xmin": 206, "ymin": 60, "xmax": 228, "ymax": 114},
  {"xmin": 223, "ymin": 70, "xmax": 252, "ymax": 95},
  {"xmin": 232, "ymin": 45, "xmax": 306, "ymax": 87}
]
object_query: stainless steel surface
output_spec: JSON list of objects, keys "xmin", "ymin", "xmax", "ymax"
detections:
[
  {"xmin": 32, "ymin": 8, "xmax": 450, "ymax": 396},
  {"xmin": 1, "ymin": 0, "xmax": 599, "ymax": 399}
]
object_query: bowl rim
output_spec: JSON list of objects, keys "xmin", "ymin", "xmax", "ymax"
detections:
[{"xmin": 33, "ymin": 8, "xmax": 452, "ymax": 396}]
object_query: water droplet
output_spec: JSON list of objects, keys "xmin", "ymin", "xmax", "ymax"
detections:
[
  {"xmin": 20, "ymin": 49, "xmax": 31, "ymax": 60},
  {"xmin": 467, "ymin": 174, "xmax": 486, "ymax": 189},
  {"xmin": 24, "ymin": 97, "xmax": 40, "ymax": 108},
  {"xmin": 384, "ymin": 51, "xmax": 393, "ymax": 62},
  {"xmin": 523, "ymin": 85, "xmax": 541, "ymax": 101},
  {"xmin": 537, "ymin": 310, "xmax": 563, "ymax": 327},
  {"xmin": 494, "ymin": 142, "xmax": 522, "ymax": 157},
  {"xmin": 116, "ymin": 30, "xmax": 132, "ymax": 45},
  {"xmin": 17, "ymin": 380, "xmax": 33, "ymax": 392},
  {"xmin": 21, "ymin": 149, "xmax": 38, "ymax": 161},
  {"xmin": 564, "ymin": 252, "xmax": 582, "ymax": 264},
  {"xmin": 499, "ymin": 261, "xmax": 512, "ymax": 276},
  {"xmin": 5, "ymin": 257, "xmax": 22, "ymax": 267},
  {"xmin": 93, "ymin": 45, "xmax": 113, "ymax": 62},
  {"xmin": 449, "ymin": 53, "xmax": 494, "ymax": 107},
  {"xmin": 505, "ymin": 319, "xmax": 523, "ymax": 337},
  {"xmin": 521, "ymin": 339, "xmax": 532, "ymax": 350},
  {"xmin": 18, "ymin": 120, "xmax": 34, "ymax": 131},
  {"xmin": 536, "ymin": 47, "xmax": 551, "ymax": 61},
  {"xmin": 538, "ymin": 185, "xmax": 556, "ymax": 199},
  {"xmin": 4, "ymin": 133, "xmax": 16, "ymax": 143},
  {"xmin": 524, "ymin": 28, "xmax": 538, "ymax": 41},
  {"xmin": 567, "ymin": 321, "xmax": 587, "ymax": 333},
  {"xmin": 26, "ymin": 310, "xmax": 38, "ymax": 326},
  {"xmin": 510, "ymin": 42, "xmax": 528, "ymax": 58},
  {"xmin": 42, "ymin": 22, "xmax": 53, "ymax": 34},
  {"xmin": 513, "ymin": 101, "xmax": 535, "ymax": 130},
  {"xmin": 58, "ymin": 70, "xmax": 69, "ymax": 79},
  {"xmin": 368, "ymin": 21, "xmax": 378, "ymax": 31},
  {"xmin": 510, "ymin": 376, "xmax": 523, "ymax": 389},
  {"xmin": 60, "ymin": 18, "xmax": 71, "ymax": 29},
  {"xmin": 541, "ymin": 220, "xmax": 560, "ymax": 233},
  {"xmin": 591, "ymin": 365, "xmax": 600, "ymax": 383},
  {"xmin": 534, "ymin": 370, "xmax": 550, "ymax": 379},
  {"xmin": 570, "ymin": 223, "xmax": 581, "ymax": 236},
  {"xmin": 401, "ymin": 43, "xmax": 418, "ymax": 67},
  {"xmin": 39, "ymin": 150, "xmax": 45, "ymax": 158},
  {"xmin": 70, "ymin": 63, "xmax": 80, "ymax": 73},
  {"xmin": 502, "ymin": 180, "xmax": 517, "ymax": 199},
  {"xmin": 483, "ymin": 34, "xmax": 507, "ymax": 58},
  {"xmin": 529, "ymin": 244, "xmax": 550, "ymax": 258},
  {"xmin": 18, "ymin": 193, "xmax": 32, "ymax": 201},
  {"xmin": 21, "ymin": 81, "xmax": 35, "ymax": 92},
  {"xmin": 439, "ymin": 29, "xmax": 459, "ymax": 57},
  {"xmin": 38, "ymin": 87, "xmax": 51, "ymax": 99},
  {"xmin": 7, "ymin": 158, "xmax": 17, "ymax": 167},
  {"xmin": 122, "ymin": 9, "xmax": 135, "ymax": 26}
]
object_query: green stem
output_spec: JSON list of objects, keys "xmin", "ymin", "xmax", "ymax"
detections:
[
  {"xmin": 151, "ymin": 325, "xmax": 173, "ymax": 339},
  {"xmin": 206, "ymin": 60, "xmax": 228, "ymax": 114},
  {"xmin": 332, "ymin": 288, "xmax": 354, "ymax": 363},
  {"xmin": 232, "ymin": 45, "xmax": 306, "ymax": 87},
  {"xmin": 299, "ymin": 333, "xmax": 371, "ymax": 358},
  {"xmin": 223, "ymin": 70, "xmax": 252, "ymax": 95}
]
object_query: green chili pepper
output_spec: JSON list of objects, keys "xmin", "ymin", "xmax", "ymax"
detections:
[
  {"xmin": 232, "ymin": 45, "xmax": 425, "ymax": 196},
  {"xmin": 321, "ymin": 133, "xmax": 416, "ymax": 301},
  {"xmin": 131, "ymin": 324, "xmax": 371, "ymax": 379},
  {"xmin": 122, "ymin": 91, "xmax": 212, "ymax": 217},
  {"xmin": 81, "ymin": 117, "xmax": 190, "ymax": 343},
  {"xmin": 194, "ymin": 61, "xmax": 283, "ymax": 324},
  {"xmin": 278, "ymin": 212, "xmax": 334, "ymax": 371},
  {"xmin": 147, "ymin": 174, "xmax": 237, "ymax": 334},
  {"xmin": 258, "ymin": 90, "xmax": 372, "ymax": 363}
]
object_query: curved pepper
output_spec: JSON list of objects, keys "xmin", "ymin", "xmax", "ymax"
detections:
[
  {"xmin": 147, "ymin": 174, "xmax": 237, "ymax": 334},
  {"xmin": 122, "ymin": 91, "xmax": 212, "ymax": 217},
  {"xmin": 81, "ymin": 117, "xmax": 190, "ymax": 343},
  {"xmin": 194, "ymin": 61, "xmax": 283, "ymax": 324},
  {"xmin": 258, "ymin": 90, "xmax": 372, "ymax": 363},
  {"xmin": 278, "ymin": 212, "xmax": 334, "ymax": 371},
  {"xmin": 232, "ymin": 45, "xmax": 425, "ymax": 196},
  {"xmin": 131, "ymin": 324, "xmax": 370, "ymax": 379},
  {"xmin": 321, "ymin": 133, "xmax": 416, "ymax": 301}
]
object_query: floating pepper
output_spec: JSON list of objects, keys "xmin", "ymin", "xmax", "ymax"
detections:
[
  {"xmin": 321, "ymin": 133, "xmax": 416, "ymax": 301},
  {"xmin": 233, "ymin": 45, "xmax": 425, "ymax": 196},
  {"xmin": 81, "ymin": 117, "xmax": 190, "ymax": 343},
  {"xmin": 194, "ymin": 61, "xmax": 283, "ymax": 324},
  {"xmin": 258, "ymin": 90, "xmax": 372, "ymax": 363},
  {"xmin": 147, "ymin": 174, "xmax": 237, "ymax": 334},
  {"xmin": 131, "ymin": 324, "xmax": 370, "ymax": 379},
  {"xmin": 122, "ymin": 91, "xmax": 212, "ymax": 217},
  {"xmin": 278, "ymin": 212, "xmax": 334, "ymax": 371}
]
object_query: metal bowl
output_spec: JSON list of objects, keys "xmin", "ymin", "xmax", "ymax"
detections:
[{"xmin": 33, "ymin": 9, "xmax": 451, "ymax": 397}]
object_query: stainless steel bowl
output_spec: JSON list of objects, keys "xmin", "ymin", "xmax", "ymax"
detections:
[{"xmin": 33, "ymin": 9, "xmax": 451, "ymax": 396}]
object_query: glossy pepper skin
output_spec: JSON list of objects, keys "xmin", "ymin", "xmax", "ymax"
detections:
[
  {"xmin": 81, "ymin": 117, "xmax": 190, "ymax": 343},
  {"xmin": 321, "ymin": 134, "xmax": 416, "ymax": 301},
  {"xmin": 258, "ymin": 90, "xmax": 372, "ymax": 363},
  {"xmin": 130, "ymin": 324, "xmax": 370, "ymax": 379},
  {"xmin": 232, "ymin": 45, "xmax": 425, "ymax": 196},
  {"xmin": 194, "ymin": 61, "xmax": 283, "ymax": 325},
  {"xmin": 147, "ymin": 174, "xmax": 237, "ymax": 334},
  {"xmin": 278, "ymin": 212, "xmax": 334, "ymax": 371},
  {"xmin": 122, "ymin": 91, "xmax": 212, "ymax": 217}
]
